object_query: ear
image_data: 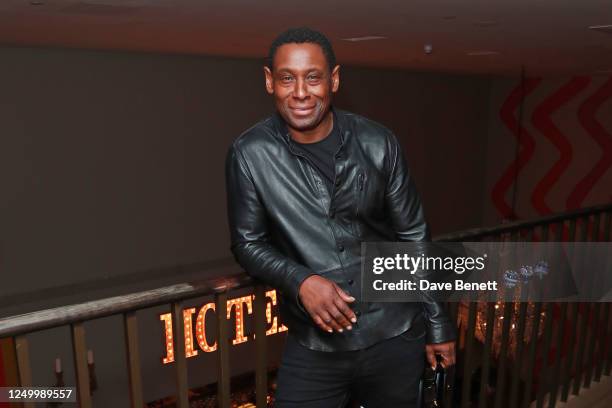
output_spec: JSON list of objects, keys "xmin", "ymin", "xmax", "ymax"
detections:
[
  {"xmin": 331, "ymin": 65, "xmax": 341, "ymax": 93},
  {"xmin": 264, "ymin": 66, "xmax": 274, "ymax": 95}
]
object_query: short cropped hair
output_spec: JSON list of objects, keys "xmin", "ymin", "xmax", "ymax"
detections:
[{"xmin": 267, "ymin": 27, "xmax": 337, "ymax": 71}]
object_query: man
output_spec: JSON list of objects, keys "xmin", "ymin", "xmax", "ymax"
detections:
[{"xmin": 226, "ymin": 27, "xmax": 456, "ymax": 407}]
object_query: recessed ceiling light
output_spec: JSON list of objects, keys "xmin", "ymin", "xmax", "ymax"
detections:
[
  {"xmin": 466, "ymin": 51, "xmax": 500, "ymax": 56},
  {"xmin": 341, "ymin": 36, "xmax": 387, "ymax": 42},
  {"xmin": 588, "ymin": 24, "xmax": 612, "ymax": 33}
]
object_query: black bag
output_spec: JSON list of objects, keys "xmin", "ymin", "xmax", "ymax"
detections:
[
  {"xmin": 343, "ymin": 359, "xmax": 452, "ymax": 408},
  {"xmin": 417, "ymin": 361, "xmax": 450, "ymax": 408}
]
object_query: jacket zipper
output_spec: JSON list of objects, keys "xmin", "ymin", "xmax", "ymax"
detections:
[{"xmin": 354, "ymin": 172, "xmax": 365, "ymax": 236}]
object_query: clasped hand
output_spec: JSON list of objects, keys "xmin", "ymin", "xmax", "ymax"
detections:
[
  {"xmin": 298, "ymin": 275, "xmax": 356, "ymax": 333},
  {"xmin": 299, "ymin": 275, "xmax": 457, "ymax": 369}
]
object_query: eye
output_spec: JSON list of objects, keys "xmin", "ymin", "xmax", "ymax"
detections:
[
  {"xmin": 307, "ymin": 74, "xmax": 321, "ymax": 81},
  {"xmin": 280, "ymin": 75, "xmax": 294, "ymax": 83}
]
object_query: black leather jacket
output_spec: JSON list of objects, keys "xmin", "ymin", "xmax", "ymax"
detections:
[{"xmin": 225, "ymin": 108, "xmax": 456, "ymax": 351}]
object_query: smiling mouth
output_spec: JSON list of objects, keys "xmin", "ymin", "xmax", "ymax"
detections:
[{"xmin": 290, "ymin": 106, "xmax": 316, "ymax": 116}]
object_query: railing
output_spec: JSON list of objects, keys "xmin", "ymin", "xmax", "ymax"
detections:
[
  {"xmin": 0, "ymin": 275, "xmax": 262, "ymax": 408},
  {"xmin": 436, "ymin": 203, "xmax": 612, "ymax": 408},
  {"xmin": 0, "ymin": 203, "xmax": 610, "ymax": 408}
]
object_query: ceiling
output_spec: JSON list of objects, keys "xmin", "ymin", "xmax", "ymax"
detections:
[{"xmin": 1, "ymin": 0, "xmax": 612, "ymax": 76}]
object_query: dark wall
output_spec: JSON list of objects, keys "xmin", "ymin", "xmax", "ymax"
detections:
[
  {"xmin": 0, "ymin": 46, "xmax": 492, "ymax": 405},
  {"xmin": 0, "ymin": 47, "xmax": 491, "ymax": 298}
]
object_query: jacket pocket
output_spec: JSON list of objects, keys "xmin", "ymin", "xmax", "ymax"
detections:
[
  {"xmin": 398, "ymin": 327, "xmax": 427, "ymax": 342},
  {"xmin": 398, "ymin": 314, "xmax": 427, "ymax": 342}
]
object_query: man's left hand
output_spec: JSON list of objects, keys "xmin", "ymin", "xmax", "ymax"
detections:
[{"xmin": 425, "ymin": 341, "xmax": 456, "ymax": 369}]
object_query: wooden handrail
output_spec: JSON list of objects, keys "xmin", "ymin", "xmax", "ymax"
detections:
[
  {"xmin": 434, "ymin": 203, "xmax": 612, "ymax": 242},
  {"xmin": 0, "ymin": 273, "xmax": 254, "ymax": 337}
]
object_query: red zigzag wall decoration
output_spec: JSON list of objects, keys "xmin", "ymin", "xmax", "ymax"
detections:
[{"xmin": 493, "ymin": 76, "xmax": 612, "ymax": 220}]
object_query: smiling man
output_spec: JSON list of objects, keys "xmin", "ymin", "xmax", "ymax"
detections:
[{"xmin": 225, "ymin": 27, "xmax": 456, "ymax": 407}]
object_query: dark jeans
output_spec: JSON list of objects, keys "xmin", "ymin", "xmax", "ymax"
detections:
[{"xmin": 274, "ymin": 329, "xmax": 426, "ymax": 408}]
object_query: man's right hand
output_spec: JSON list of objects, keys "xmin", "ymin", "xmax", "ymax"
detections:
[{"xmin": 298, "ymin": 275, "xmax": 357, "ymax": 333}]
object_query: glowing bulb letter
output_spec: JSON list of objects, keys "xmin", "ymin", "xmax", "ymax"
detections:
[
  {"xmin": 227, "ymin": 296, "xmax": 253, "ymax": 345},
  {"xmin": 160, "ymin": 313, "xmax": 174, "ymax": 364},
  {"xmin": 183, "ymin": 308, "xmax": 198, "ymax": 358},
  {"xmin": 265, "ymin": 290, "xmax": 278, "ymax": 335},
  {"xmin": 265, "ymin": 290, "xmax": 288, "ymax": 334},
  {"xmin": 196, "ymin": 302, "xmax": 217, "ymax": 352}
]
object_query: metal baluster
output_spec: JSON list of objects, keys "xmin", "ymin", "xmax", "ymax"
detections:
[
  {"xmin": 71, "ymin": 322, "xmax": 92, "ymax": 408},
  {"xmin": 560, "ymin": 303, "xmax": 579, "ymax": 402},
  {"xmin": 541, "ymin": 223, "xmax": 550, "ymax": 242},
  {"xmin": 526, "ymin": 228, "xmax": 534, "ymax": 242},
  {"xmin": 584, "ymin": 213, "xmax": 601, "ymax": 388},
  {"xmin": 443, "ymin": 301, "xmax": 459, "ymax": 408},
  {"xmin": 579, "ymin": 216, "xmax": 589, "ymax": 242},
  {"xmin": 546, "ymin": 221, "xmax": 566, "ymax": 405},
  {"xmin": 602, "ymin": 212, "xmax": 612, "ymax": 376},
  {"xmin": 216, "ymin": 292, "xmax": 231, "ymax": 408},
  {"xmin": 603, "ymin": 212, "xmax": 611, "ymax": 241},
  {"xmin": 571, "ymin": 303, "xmax": 591, "ymax": 395},
  {"xmin": 592, "ymin": 213, "xmax": 601, "ymax": 241},
  {"xmin": 493, "ymin": 301, "xmax": 513, "ymax": 408},
  {"xmin": 254, "ymin": 284, "xmax": 268, "ymax": 408},
  {"xmin": 521, "ymin": 302, "xmax": 543, "ymax": 408},
  {"xmin": 547, "ymin": 303, "xmax": 568, "ymax": 407},
  {"xmin": 569, "ymin": 216, "xmax": 591, "ymax": 395},
  {"xmin": 124, "ymin": 311, "xmax": 144, "ymax": 408},
  {"xmin": 603, "ymin": 302, "xmax": 612, "ymax": 376},
  {"xmin": 536, "ymin": 303, "xmax": 554, "ymax": 408},
  {"xmin": 594, "ymin": 303, "xmax": 610, "ymax": 381},
  {"xmin": 583, "ymin": 303, "xmax": 601, "ymax": 388},
  {"xmin": 14, "ymin": 335, "xmax": 34, "ymax": 408},
  {"xmin": 172, "ymin": 302, "xmax": 189, "ymax": 408},
  {"xmin": 0, "ymin": 338, "xmax": 19, "ymax": 390},
  {"xmin": 460, "ymin": 302, "xmax": 478, "ymax": 408},
  {"xmin": 478, "ymin": 302, "xmax": 496, "ymax": 408},
  {"xmin": 509, "ymin": 302, "xmax": 528, "ymax": 408},
  {"xmin": 568, "ymin": 218, "xmax": 576, "ymax": 242},
  {"xmin": 555, "ymin": 221, "xmax": 563, "ymax": 241},
  {"xmin": 558, "ymin": 216, "xmax": 576, "ymax": 402}
]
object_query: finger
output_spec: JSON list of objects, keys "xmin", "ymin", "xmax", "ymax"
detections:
[
  {"xmin": 443, "ymin": 343, "xmax": 455, "ymax": 367},
  {"xmin": 440, "ymin": 352, "xmax": 449, "ymax": 368},
  {"xmin": 449, "ymin": 343, "xmax": 457, "ymax": 366},
  {"xmin": 312, "ymin": 315, "xmax": 333, "ymax": 333},
  {"xmin": 440, "ymin": 346, "xmax": 455, "ymax": 368},
  {"xmin": 328, "ymin": 303, "xmax": 352, "ymax": 330},
  {"xmin": 425, "ymin": 346, "xmax": 436, "ymax": 369},
  {"xmin": 333, "ymin": 297, "xmax": 356, "ymax": 325},
  {"xmin": 320, "ymin": 310, "xmax": 344, "ymax": 333},
  {"xmin": 333, "ymin": 284, "xmax": 355, "ymax": 303}
]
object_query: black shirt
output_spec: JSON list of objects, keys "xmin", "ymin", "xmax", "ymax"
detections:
[{"xmin": 293, "ymin": 118, "xmax": 341, "ymax": 195}]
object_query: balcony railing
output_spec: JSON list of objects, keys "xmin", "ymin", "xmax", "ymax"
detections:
[{"xmin": 0, "ymin": 203, "xmax": 610, "ymax": 408}]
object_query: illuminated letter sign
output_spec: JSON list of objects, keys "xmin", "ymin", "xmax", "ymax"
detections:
[{"xmin": 160, "ymin": 290, "xmax": 287, "ymax": 364}]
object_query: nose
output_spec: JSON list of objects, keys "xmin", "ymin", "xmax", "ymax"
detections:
[{"xmin": 292, "ymin": 77, "xmax": 308, "ymax": 100}]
